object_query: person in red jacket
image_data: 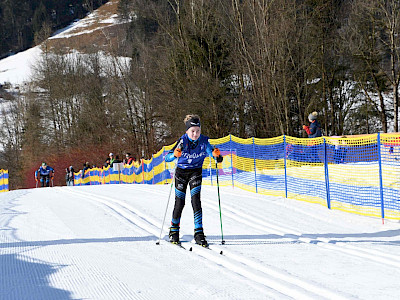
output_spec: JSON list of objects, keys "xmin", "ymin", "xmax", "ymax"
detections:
[{"xmin": 124, "ymin": 153, "xmax": 134, "ymax": 165}]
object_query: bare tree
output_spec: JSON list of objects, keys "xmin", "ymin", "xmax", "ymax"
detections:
[
  {"xmin": 375, "ymin": 0, "xmax": 400, "ymax": 131},
  {"xmin": 345, "ymin": 0, "xmax": 393, "ymax": 132}
]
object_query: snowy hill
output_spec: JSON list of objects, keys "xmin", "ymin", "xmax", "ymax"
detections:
[
  {"xmin": 0, "ymin": 47, "xmax": 42, "ymax": 85},
  {"xmin": 0, "ymin": 0, "xmax": 125, "ymax": 86},
  {"xmin": 1, "ymin": 184, "xmax": 400, "ymax": 299}
]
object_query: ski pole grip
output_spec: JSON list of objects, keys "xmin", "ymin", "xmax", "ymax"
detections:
[
  {"xmin": 174, "ymin": 148, "xmax": 182, "ymax": 158},
  {"xmin": 212, "ymin": 148, "xmax": 220, "ymax": 157}
]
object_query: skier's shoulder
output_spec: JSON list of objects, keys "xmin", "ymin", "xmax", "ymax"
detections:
[
  {"xmin": 200, "ymin": 134, "xmax": 209, "ymax": 141},
  {"xmin": 196, "ymin": 134, "xmax": 209, "ymax": 145}
]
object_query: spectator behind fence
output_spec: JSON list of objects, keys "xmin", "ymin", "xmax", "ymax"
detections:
[
  {"xmin": 303, "ymin": 111, "xmax": 322, "ymax": 138},
  {"xmin": 334, "ymin": 136, "xmax": 347, "ymax": 164},
  {"xmin": 65, "ymin": 166, "xmax": 75, "ymax": 186},
  {"xmin": 124, "ymin": 153, "xmax": 134, "ymax": 165},
  {"xmin": 109, "ymin": 153, "xmax": 115, "ymax": 166},
  {"xmin": 82, "ymin": 162, "xmax": 90, "ymax": 177},
  {"xmin": 104, "ymin": 158, "xmax": 110, "ymax": 167},
  {"xmin": 114, "ymin": 155, "xmax": 122, "ymax": 164}
]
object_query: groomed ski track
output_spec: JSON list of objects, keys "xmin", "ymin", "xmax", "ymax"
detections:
[{"xmin": 1, "ymin": 185, "xmax": 400, "ymax": 299}]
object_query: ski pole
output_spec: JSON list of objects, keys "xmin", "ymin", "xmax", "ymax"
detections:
[
  {"xmin": 156, "ymin": 141, "xmax": 182, "ymax": 245},
  {"xmin": 215, "ymin": 160, "xmax": 225, "ymax": 245}
]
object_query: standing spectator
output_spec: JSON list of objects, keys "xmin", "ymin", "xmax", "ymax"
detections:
[
  {"xmin": 104, "ymin": 158, "xmax": 110, "ymax": 168},
  {"xmin": 114, "ymin": 155, "xmax": 122, "ymax": 164},
  {"xmin": 82, "ymin": 162, "xmax": 90, "ymax": 176},
  {"xmin": 334, "ymin": 136, "xmax": 347, "ymax": 164},
  {"xmin": 303, "ymin": 111, "xmax": 322, "ymax": 138},
  {"xmin": 65, "ymin": 166, "xmax": 75, "ymax": 186},
  {"xmin": 109, "ymin": 153, "xmax": 115, "ymax": 166},
  {"xmin": 124, "ymin": 153, "xmax": 134, "ymax": 165}
]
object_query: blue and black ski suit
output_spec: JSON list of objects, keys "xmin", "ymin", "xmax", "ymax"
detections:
[
  {"xmin": 165, "ymin": 133, "xmax": 214, "ymax": 235},
  {"xmin": 35, "ymin": 166, "xmax": 55, "ymax": 187}
]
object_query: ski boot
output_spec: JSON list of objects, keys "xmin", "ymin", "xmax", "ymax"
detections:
[
  {"xmin": 194, "ymin": 228, "xmax": 209, "ymax": 247},
  {"xmin": 169, "ymin": 225, "xmax": 180, "ymax": 244}
]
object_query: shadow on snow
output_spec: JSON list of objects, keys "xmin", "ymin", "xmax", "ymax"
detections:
[{"xmin": 0, "ymin": 253, "xmax": 73, "ymax": 300}]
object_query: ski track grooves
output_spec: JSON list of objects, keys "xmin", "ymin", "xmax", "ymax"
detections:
[
  {"xmin": 202, "ymin": 196, "xmax": 400, "ymax": 269},
  {"xmin": 62, "ymin": 186, "xmax": 348, "ymax": 300},
  {"xmin": 217, "ymin": 190, "xmax": 400, "ymax": 265},
  {"xmin": 119, "ymin": 185, "xmax": 400, "ymax": 269}
]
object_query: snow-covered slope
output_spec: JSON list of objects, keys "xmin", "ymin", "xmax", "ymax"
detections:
[
  {"xmin": 0, "ymin": 0, "xmax": 125, "ymax": 86},
  {"xmin": 0, "ymin": 46, "xmax": 42, "ymax": 85},
  {"xmin": 1, "ymin": 185, "xmax": 399, "ymax": 299}
]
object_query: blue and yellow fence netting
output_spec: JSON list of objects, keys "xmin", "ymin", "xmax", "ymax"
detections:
[
  {"xmin": 73, "ymin": 133, "xmax": 400, "ymax": 220},
  {"xmin": 0, "ymin": 169, "xmax": 9, "ymax": 192}
]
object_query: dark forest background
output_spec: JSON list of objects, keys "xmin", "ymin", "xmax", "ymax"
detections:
[{"xmin": 1, "ymin": 0, "xmax": 400, "ymax": 188}]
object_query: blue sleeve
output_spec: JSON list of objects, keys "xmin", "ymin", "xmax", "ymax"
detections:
[
  {"xmin": 165, "ymin": 152, "xmax": 176, "ymax": 163},
  {"xmin": 206, "ymin": 142, "xmax": 214, "ymax": 157}
]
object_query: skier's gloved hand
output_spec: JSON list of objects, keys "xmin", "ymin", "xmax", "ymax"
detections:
[
  {"xmin": 174, "ymin": 148, "xmax": 182, "ymax": 158},
  {"xmin": 216, "ymin": 155, "xmax": 223, "ymax": 163},
  {"xmin": 302, "ymin": 125, "xmax": 309, "ymax": 130},
  {"xmin": 212, "ymin": 148, "xmax": 221, "ymax": 157}
]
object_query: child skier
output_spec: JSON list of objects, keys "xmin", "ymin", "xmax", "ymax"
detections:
[{"xmin": 165, "ymin": 114, "xmax": 223, "ymax": 247}]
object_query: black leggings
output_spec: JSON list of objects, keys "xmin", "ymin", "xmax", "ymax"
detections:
[
  {"xmin": 171, "ymin": 167, "xmax": 203, "ymax": 230},
  {"xmin": 40, "ymin": 175, "xmax": 50, "ymax": 187}
]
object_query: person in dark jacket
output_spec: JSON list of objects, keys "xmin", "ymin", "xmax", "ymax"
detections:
[
  {"xmin": 109, "ymin": 153, "xmax": 115, "ymax": 166},
  {"xmin": 303, "ymin": 111, "xmax": 322, "ymax": 138},
  {"xmin": 65, "ymin": 166, "xmax": 75, "ymax": 186},
  {"xmin": 124, "ymin": 153, "xmax": 134, "ymax": 165},
  {"xmin": 104, "ymin": 158, "xmax": 110, "ymax": 168},
  {"xmin": 164, "ymin": 114, "xmax": 223, "ymax": 247},
  {"xmin": 82, "ymin": 162, "xmax": 90, "ymax": 177}
]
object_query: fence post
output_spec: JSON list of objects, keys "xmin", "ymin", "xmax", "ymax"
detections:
[
  {"xmin": 324, "ymin": 138, "xmax": 331, "ymax": 209},
  {"xmin": 230, "ymin": 134, "xmax": 234, "ymax": 188},
  {"xmin": 210, "ymin": 156, "xmax": 213, "ymax": 186},
  {"xmin": 152, "ymin": 155, "xmax": 155, "ymax": 185},
  {"xmin": 377, "ymin": 133, "xmax": 385, "ymax": 222},
  {"xmin": 141, "ymin": 159, "xmax": 145, "ymax": 184},
  {"xmin": 283, "ymin": 135, "xmax": 288, "ymax": 198},
  {"xmin": 133, "ymin": 163, "xmax": 137, "ymax": 184},
  {"xmin": 163, "ymin": 146, "xmax": 167, "ymax": 184},
  {"xmin": 252, "ymin": 137, "xmax": 258, "ymax": 193}
]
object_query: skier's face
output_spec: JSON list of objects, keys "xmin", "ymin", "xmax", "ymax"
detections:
[{"xmin": 186, "ymin": 126, "xmax": 201, "ymax": 141}]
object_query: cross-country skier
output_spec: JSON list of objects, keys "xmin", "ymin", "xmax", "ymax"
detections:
[
  {"xmin": 164, "ymin": 114, "xmax": 223, "ymax": 247},
  {"xmin": 35, "ymin": 162, "xmax": 55, "ymax": 187}
]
